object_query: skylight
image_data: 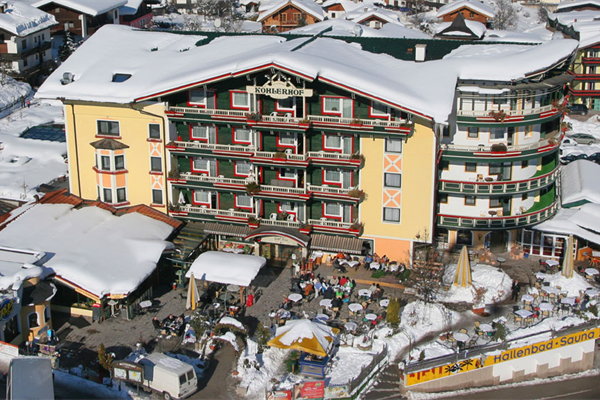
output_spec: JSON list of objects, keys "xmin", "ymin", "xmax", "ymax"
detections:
[{"xmin": 112, "ymin": 73, "xmax": 132, "ymax": 83}]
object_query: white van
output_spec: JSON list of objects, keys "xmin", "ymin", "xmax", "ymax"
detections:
[
  {"xmin": 139, "ymin": 353, "xmax": 197, "ymax": 400},
  {"xmin": 7, "ymin": 356, "xmax": 54, "ymax": 400}
]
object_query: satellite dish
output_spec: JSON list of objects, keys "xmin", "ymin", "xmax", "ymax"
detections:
[
  {"xmin": 214, "ymin": 18, "xmax": 222, "ymax": 28},
  {"xmin": 352, "ymin": 25, "xmax": 363, "ymax": 37}
]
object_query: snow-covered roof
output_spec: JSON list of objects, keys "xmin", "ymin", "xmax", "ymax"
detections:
[
  {"xmin": 257, "ymin": 0, "xmax": 324, "ymax": 22},
  {"xmin": 534, "ymin": 203, "xmax": 600, "ymax": 245},
  {"xmin": 435, "ymin": 18, "xmax": 486, "ymax": 38},
  {"xmin": 484, "ymin": 28, "xmax": 551, "ymax": 43},
  {"xmin": 284, "ymin": 18, "xmax": 430, "ymax": 39},
  {"xmin": 561, "ymin": 160, "xmax": 600, "ymax": 207},
  {"xmin": 0, "ymin": 247, "xmax": 49, "ymax": 291},
  {"xmin": 346, "ymin": 7, "xmax": 402, "ymax": 25},
  {"xmin": 0, "ymin": 203, "xmax": 175, "ymax": 298},
  {"xmin": 0, "ymin": 2, "xmax": 56, "ymax": 37},
  {"xmin": 35, "ymin": 25, "xmax": 578, "ymax": 124},
  {"xmin": 119, "ymin": 0, "xmax": 144, "ymax": 16},
  {"xmin": 437, "ymin": 0, "xmax": 496, "ymax": 19},
  {"xmin": 30, "ymin": 0, "xmax": 127, "ymax": 16},
  {"xmin": 185, "ymin": 251, "xmax": 266, "ymax": 287},
  {"xmin": 549, "ymin": 9, "xmax": 600, "ymax": 25},
  {"xmin": 556, "ymin": 0, "xmax": 600, "ymax": 11}
]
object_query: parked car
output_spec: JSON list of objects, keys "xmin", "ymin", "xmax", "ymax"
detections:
[
  {"xmin": 560, "ymin": 153, "xmax": 588, "ymax": 165},
  {"xmin": 567, "ymin": 133, "xmax": 599, "ymax": 145},
  {"xmin": 561, "ymin": 137, "xmax": 578, "ymax": 146},
  {"xmin": 587, "ymin": 153, "xmax": 600, "ymax": 164},
  {"xmin": 568, "ymin": 103, "xmax": 589, "ymax": 115}
]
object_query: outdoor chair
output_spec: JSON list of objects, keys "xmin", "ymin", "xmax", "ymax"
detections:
[
  {"xmin": 459, "ymin": 328, "xmax": 468, "ymax": 334},
  {"xmin": 514, "ymin": 315, "xmax": 523, "ymax": 325},
  {"xmin": 524, "ymin": 317, "xmax": 533, "ymax": 327}
]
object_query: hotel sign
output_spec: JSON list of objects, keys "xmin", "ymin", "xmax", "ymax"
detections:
[{"xmin": 246, "ymin": 81, "xmax": 313, "ymax": 99}]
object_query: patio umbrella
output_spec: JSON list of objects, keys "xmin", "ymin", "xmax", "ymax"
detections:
[
  {"xmin": 186, "ymin": 273, "xmax": 200, "ymax": 310},
  {"xmin": 562, "ymin": 235, "xmax": 575, "ymax": 279},
  {"xmin": 453, "ymin": 245, "xmax": 472, "ymax": 287},
  {"xmin": 267, "ymin": 319, "xmax": 340, "ymax": 357}
]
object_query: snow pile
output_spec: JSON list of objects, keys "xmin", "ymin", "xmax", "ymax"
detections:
[
  {"xmin": 0, "ymin": 77, "xmax": 31, "ymax": 109},
  {"xmin": 328, "ymin": 343, "xmax": 382, "ymax": 385},
  {"xmin": 534, "ymin": 271, "xmax": 593, "ymax": 297},
  {"xmin": 214, "ymin": 331, "xmax": 239, "ymax": 351},
  {"xmin": 218, "ymin": 316, "xmax": 246, "ymax": 331},
  {"xmin": 54, "ymin": 370, "xmax": 131, "ymax": 399},
  {"xmin": 439, "ymin": 264, "xmax": 512, "ymax": 304},
  {"xmin": 237, "ymin": 342, "xmax": 292, "ymax": 396}
]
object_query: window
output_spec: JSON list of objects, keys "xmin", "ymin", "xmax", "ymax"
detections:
[
  {"xmin": 233, "ymin": 128, "xmax": 251, "ymax": 144},
  {"xmin": 293, "ymin": 12, "xmax": 300, "ymax": 21},
  {"xmin": 468, "ymin": 127, "xmax": 479, "ymax": 138},
  {"xmin": 101, "ymin": 156, "xmax": 111, "ymax": 171},
  {"xmin": 383, "ymin": 207, "xmax": 401, "ymax": 223},
  {"xmin": 456, "ymin": 230, "xmax": 472, "ymax": 246},
  {"xmin": 322, "ymin": 96, "xmax": 353, "ymax": 118},
  {"xmin": 192, "ymin": 157, "xmax": 210, "ymax": 172},
  {"xmin": 278, "ymin": 132, "xmax": 296, "ymax": 146},
  {"xmin": 443, "ymin": 127, "xmax": 450, "ymax": 137},
  {"xmin": 521, "ymin": 160, "xmax": 529, "ymax": 168},
  {"xmin": 179, "ymin": 374, "xmax": 186, "ymax": 385},
  {"xmin": 281, "ymin": 13, "xmax": 287, "ymax": 21},
  {"xmin": 3, "ymin": 315, "xmax": 19, "ymax": 343},
  {"xmin": 236, "ymin": 194, "xmax": 253, "ymax": 208},
  {"xmin": 116, "ymin": 188, "xmax": 127, "ymax": 203},
  {"xmin": 525, "ymin": 125, "xmax": 533, "ymax": 137},
  {"xmin": 440, "ymin": 160, "xmax": 450, "ymax": 171},
  {"xmin": 23, "ymin": 57, "xmax": 28, "ymax": 67},
  {"xmin": 522, "ymin": 193, "xmax": 528, "ymax": 201},
  {"xmin": 490, "ymin": 197, "xmax": 502, "ymax": 207},
  {"xmin": 279, "ymin": 168, "xmax": 296, "ymax": 179},
  {"xmin": 491, "ymin": 127, "xmax": 504, "ymax": 140},
  {"xmin": 277, "ymin": 97, "xmax": 294, "ymax": 110},
  {"xmin": 112, "ymin": 73, "xmax": 131, "ymax": 83},
  {"xmin": 21, "ymin": 39, "xmax": 26, "ymax": 50},
  {"xmin": 465, "ymin": 162, "xmax": 476, "ymax": 172},
  {"xmin": 384, "ymin": 173, "xmax": 402, "ymax": 188},
  {"xmin": 324, "ymin": 134, "xmax": 341, "ymax": 150},
  {"xmin": 150, "ymin": 157, "xmax": 162, "ymax": 172},
  {"xmin": 97, "ymin": 120, "xmax": 120, "ymax": 136},
  {"xmin": 325, "ymin": 170, "xmax": 341, "ymax": 182},
  {"xmin": 28, "ymin": 312, "xmax": 39, "ymax": 328},
  {"xmin": 439, "ymin": 193, "xmax": 448, "ymax": 204},
  {"xmin": 385, "ymin": 138, "xmax": 402, "ymax": 153},
  {"xmin": 489, "ymin": 163, "xmax": 502, "ymax": 175},
  {"xmin": 189, "ymin": 89, "xmax": 209, "ymax": 106},
  {"xmin": 44, "ymin": 306, "xmax": 51, "ymax": 323},
  {"xmin": 235, "ymin": 161, "xmax": 252, "ymax": 176},
  {"xmin": 231, "ymin": 91, "xmax": 250, "ymax": 109},
  {"xmin": 325, "ymin": 203, "xmax": 341, "ymax": 216},
  {"xmin": 149, "ymin": 124, "xmax": 161, "ymax": 139},
  {"xmin": 464, "ymin": 196, "xmax": 475, "ymax": 205},
  {"xmin": 103, "ymin": 188, "xmax": 112, "ymax": 203},
  {"xmin": 371, "ymin": 101, "xmax": 388, "ymax": 117},
  {"xmin": 152, "ymin": 189, "xmax": 163, "ymax": 205},
  {"xmin": 115, "ymin": 155, "xmax": 125, "ymax": 170},
  {"xmin": 193, "ymin": 190, "xmax": 210, "ymax": 204}
]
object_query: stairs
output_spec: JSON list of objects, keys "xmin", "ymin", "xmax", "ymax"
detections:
[
  {"xmin": 172, "ymin": 222, "xmax": 209, "ymax": 260},
  {"xmin": 362, "ymin": 363, "xmax": 405, "ymax": 400}
]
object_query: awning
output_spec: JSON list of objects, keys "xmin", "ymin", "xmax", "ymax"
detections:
[
  {"xmin": 310, "ymin": 234, "xmax": 364, "ymax": 255},
  {"xmin": 204, "ymin": 222, "xmax": 251, "ymax": 238},
  {"xmin": 245, "ymin": 226, "xmax": 310, "ymax": 247},
  {"xmin": 185, "ymin": 251, "xmax": 266, "ymax": 287}
]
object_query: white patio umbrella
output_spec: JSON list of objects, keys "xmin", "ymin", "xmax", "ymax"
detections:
[
  {"xmin": 562, "ymin": 235, "xmax": 575, "ymax": 279},
  {"xmin": 186, "ymin": 273, "xmax": 200, "ymax": 310},
  {"xmin": 454, "ymin": 245, "xmax": 472, "ymax": 287}
]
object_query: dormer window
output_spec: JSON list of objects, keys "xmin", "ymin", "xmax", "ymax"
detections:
[{"xmin": 188, "ymin": 88, "xmax": 215, "ymax": 108}]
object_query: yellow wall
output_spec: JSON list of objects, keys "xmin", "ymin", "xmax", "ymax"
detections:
[
  {"xmin": 360, "ymin": 119, "xmax": 436, "ymax": 262},
  {"xmin": 65, "ymin": 101, "xmax": 168, "ymax": 212}
]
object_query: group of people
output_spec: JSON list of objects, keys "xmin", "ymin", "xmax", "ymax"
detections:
[{"xmin": 152, "ymin": 314, "xmax": 185, "ymax": 336}]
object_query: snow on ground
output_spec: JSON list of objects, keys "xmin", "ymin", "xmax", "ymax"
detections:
[
  {"xmin": 561, "ymin": 116, "xmax": 600, "ymax": 157},
  {"xmin": 54, "ymin": 370, "xmax": 131, "ymax": 399},
  {"xmin": 0, "ymin": 91, "xmax": 66, "ymax": 201},
  {"xmin": 439, "ymin": 264, "xmax": 513, "ymax": 304}
]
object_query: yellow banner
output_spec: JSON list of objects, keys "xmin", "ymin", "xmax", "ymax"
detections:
[{"xmin": 406, "ymin": 358, "xmax": 484, "ymax": 386}]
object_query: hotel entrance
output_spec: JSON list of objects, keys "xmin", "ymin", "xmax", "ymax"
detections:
[{"xmin": 245, "ymin": 226, "xmax": 309, "ymax": 269}]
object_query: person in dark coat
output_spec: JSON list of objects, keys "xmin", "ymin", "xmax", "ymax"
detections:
[
  {"xmin": 511, "ymin": 280, "xmax": 521, "ymax": 301},
  {"xmin": 152, "ymin": 316, "xmax": 162, "ymax": 330}
]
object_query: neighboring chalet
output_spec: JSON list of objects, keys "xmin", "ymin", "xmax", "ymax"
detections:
[
  {"xmin": 436, "ymin": 0, "xmax": 495, "ymax": 27},
  {"xmin": 285, "ymin": 18, "xmax": 431, "ymax": 39},
  {"xmin": 322, "ymin": 0, "xmax": 350, "ymax": 19},
  {"xmin": 240, "ymin": 0, "xmax": 260, "ymax": 14},
  {"xmin": 434, "ymin": 12, "xmax": 486, "ymax": 40},
  {"xmin": 31, "ymin": 0, "xmax": 126, "ymax": 37},
  {"xmin": 0, "ymin": 2, "xmax": 56, "ymax": 82},
  {"xmin": 549, "ymin": 1, "xmax": 600, "ymax": 109},
  {"xmin": 345, "ymin": 7, "xmax": 403, "ymax": 29},
  {"xmin": 119, "ymin": 0, "xmax": 156, "ymax": 28},
  {"xmin": 257, "ymin": 0, "xmax": 324, "ymax": 32}
]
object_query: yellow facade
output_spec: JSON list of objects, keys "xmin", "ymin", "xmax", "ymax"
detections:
[
  {"xmin": 65, "ymin": 101, "xmax": 168, "ymax": 213},
  {"xmin": 360, "ymin": 118, "xmax": 436, "ymax": 263}
]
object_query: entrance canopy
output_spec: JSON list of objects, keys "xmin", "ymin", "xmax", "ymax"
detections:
[
  {"xmin": 245, "ymin": 226, "xmax": 310, "ymax": 247},
  {"xmin": 185, "ymin": 251, "xmax": 267, "ymax": 287},
  {"xmin": 311, "ymin": 234, "xmax": 364, "ymax": 255}
]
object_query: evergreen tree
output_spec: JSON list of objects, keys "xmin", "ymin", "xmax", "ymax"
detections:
[{"xmin": 58, "ymin": 32, "xmax": 77, "ymax": 62}]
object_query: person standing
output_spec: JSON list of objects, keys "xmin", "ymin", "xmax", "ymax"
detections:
[{"xmin": 511, "ymin": 280, "xmax": 520, "ymax": 301}]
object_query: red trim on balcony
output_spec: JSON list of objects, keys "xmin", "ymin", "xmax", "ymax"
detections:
[{"xmin": 92, "ymin": 167, "xmax": 128, "ymax": 175}]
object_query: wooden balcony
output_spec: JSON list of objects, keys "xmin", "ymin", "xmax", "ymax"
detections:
[
  {"xmin": 456, "ymin": 104, "xmax": 555, "ymax": 118},
  {"xmin": 166, "ymin": 106, "xmax": 247, "ymax": 120},
  {"xmin": 438, "ymin": 168, "xmax": 559, "ymax": 195},
  {"xmin": 437, "ymin": 201, "xmax": 558, "ymax": 230},
  {"xmin": 307, "ymin": 115, "xmax": 412, "ymax": 134},
  {"xmin": 260, "ymin": 219, "xmax": 301, "ymax": 228},
  {"xmin": 172, "ymin": 173, "xmax": 247, "ymax": 190},
  {"xmin": 168, "ymin": 141, "xmax": 255, "ymax": 156},
  {"xmin": 308, "ymin": 218, "xmax": 361, "ymax": 236},
  {"xmin": 176, "ymin": 205, "xmax": 253, "ymax": 223},
  {"xmin": 442, "ymin": 131, "xmax": 562, "ymax": 155}
]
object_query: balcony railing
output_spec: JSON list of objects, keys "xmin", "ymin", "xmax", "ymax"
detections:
[
  {"xmin": 443, "ymin": 131, "xmax": 561, "ymax": 153},
  {"xmin": 308, "ymin": 218, "xmax": 354, "ymax": 229},
  {"xmin": 307, "ymin": 151, "xmax": 355, "ymax": 161},
  {"xmin": 308, "ymin": 185, "xmax": 352, "ymax": 195},
  {"xmin": 307, "ymin": 115, "xmax": 410, "ymax": 128},
  {"xmin": 260, "ymin": 184, "xmax": 306, "ymax": 195},
  {"xmin": 173, "ymin": 141, "xmax": 255, "ymax": 153},
  {"xmin": 260, "ymin": 219, "xmax": 301, "ymax": 228},
  {"xmin": 179, "ymin": 205, "xmax": 252, "ymax": 219},
  {"xmin": 439, "ymin": 168, "xmax": 559, "ymax": 195},
  {"xmin": 457, "ymin": 104, "xmax": 555, "ymax": 118},
  {"xmin": 167, "ymin": 106, "xmax": 247, "ymax": 118},
  {"xmin": 254, "ymin": 151, "xmax": 308, "ymax": 161},
  {"xmin": 437, "ymin": 201, "xmax": 558, "ymax": 229},
  {"xmin": 178, "ymin": 172, "xmax": 247, "ymax": 186}
]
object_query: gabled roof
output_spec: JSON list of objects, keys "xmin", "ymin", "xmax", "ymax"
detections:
[
  {"xmin": 435, "ymin": 13, "xmax": 486, "ymax": 39},
  {"xmin": 119, "ymin": 0, "xmax": 145, "ymax": 16},
  {"xmin": 556, "ymin": 0, "xmax": 600, "ymax": 12},
  {"xmin": 350, "ymin": 9, "xmax": 402, "ymax": 25},
  {"xmin": 0, "ymin": 2, "xmax": 56, "ymax": 37},
  {"xmin": 257, "ymin": 0, "xmax": 324, "ymax": 22},
  {"xmin": 285, "ymin": 18, "xmax": 431, "ymax": 39},
  {"xmin": 30, "ymin": 0, "xmax": 127, "ymax": 17},
  {"xmin": 90, "ymin": 138, "xmax": 130, "ymax": 150},
  {"xmin": 437, "ymin": 0, "xmax": 496, "ymax": 19},
  {"xmin": 561, "ymin": 160, "xmax": 600, "ymax": 207}
]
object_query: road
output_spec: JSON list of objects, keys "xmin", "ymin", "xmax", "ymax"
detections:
[{"xmin": 441, "ymin": 372, "xmax": 600, "ymax": 400}]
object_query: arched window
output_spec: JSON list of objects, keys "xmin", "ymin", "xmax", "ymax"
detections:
[
  {"xmin": 456, "ymin": 230, "xmax": 472, "ymax": 246},
  {"xmin": 28, "ymin": 312, "xmax": 40, "ymax": 329}
]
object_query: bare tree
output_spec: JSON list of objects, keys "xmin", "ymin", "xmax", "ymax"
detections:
[
  {"xmin": 538, "ymin": 4, "xmax": 549, "ymax": 24},
  {"xmin": 493, "ymin": 0, "xmax": 518, "ymax": 30}
]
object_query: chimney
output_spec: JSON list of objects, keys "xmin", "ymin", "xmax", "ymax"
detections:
[
  {"xmin": 0, "ymin": 2, "xmax": 7, "ymax": 13},
  {"xmin": 415, "ymin": 44, "xmax": 427, "ymax": 62}
]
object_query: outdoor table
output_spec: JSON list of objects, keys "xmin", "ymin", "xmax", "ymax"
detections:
[
  {"xmin": 380, "ymin": 299, "xmax": 390, "ymax": 308},
  {"xmin": 521, "ymin": 294, "xmax": 534, "ymax": 303},
  {"xmin": 370, "ymin": 262, "xmax": 381, "ymax": 270},
  {"xmin": 227, "ymin": 284, "xmax": 240, "ymax": 292},
  {"xmin": 497, "ymin": 256, "xmax": 506, "ymax": 268},
  {"xmin": 585, "ymin": 268, "xmax": 599, "ymax": 276},
  {"xmin": 342, "ymin": 260, "xmax": 360, "ymax": 268},
  {"xmin": 139, "ymin": 300, "xmax": 152, "ymax": 309},
  {"xmin": 585, "ymin": 288, "xmax": 600, "ymax": 297},
  {"xmin": 539, "ymin": 302, "xmax": 554, "ymax": 311},
  {"xmin": 545, "ymin": 259, "xmax": 559, "ymax": 267},
  {"xmin": 344, "ymin": 321, "xmax": 358, "ymax": 332},
  {"xmin": 349, "ymin": 303, "xmax": 364, "ymax": 313},
  {"xmin": 388, "ymin": 264, "xmax": 399, "ymax": 272},
  {"xmin": 288, "ymin": 293, "xmax": 303, "ymax": 302},
  {"xmin": 535, "ymin": 272, "xmax": 548, "ymax": 281},
  {"xmin": 542, "ymin": 286, "xmax": 560, "ymax": 295},
  {"xmin": 479, "ymin": 323, "xmax": 494, "ymax": 333},
  {"xmin": 364, "ymin": 313, "xmax": 378, "ymax": 321},
  {"xmin": 319, "ymin": 299, "xmax": 332, "ymax": 308},
  {"xmin": 453, "ymin": 332, "xmax": 469, "ymax": 342},
  {"xmin": 222, "ymin": 247, "xmax": 244, "ymax": 254},
  {"xmin": 358, "ymin": 289, "xmax": 372, "ymax": 297},
  {"xmin": 561, "ymin": 297, "xmax": 576, "ymax": 306},
  {"xmin": 515, "ymin": 309, "xmax": 533, "ymax": 318},
  {"xmin": 314, "ymin": 313, "xmax": 329, "ymax": 322}
]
